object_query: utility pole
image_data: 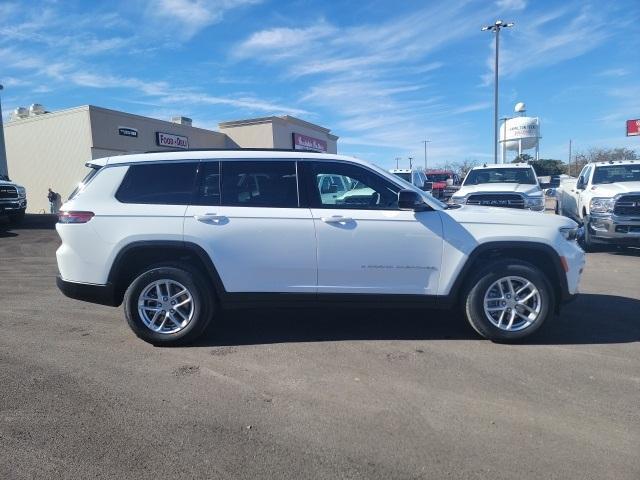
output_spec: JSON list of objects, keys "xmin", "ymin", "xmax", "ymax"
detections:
[
  {"xmin": 395, "ymin": 157, "xmax": 400, "ymax": 169},
  {"xmin": 568, "ymin": 139, "xmax": 572, "ymax": 176},
  {"xmin": 408, "ymin": 156, "xmax": 413, "ymax": 169},
  {"xmin": 482, "ymin": 20, "xmax": 514, "ymax": 164},
  {"xmin": 0, "ymin": 84, "xmax": 8, "ymax": 177},
  {"xmin": 421, "ymin": 140, "xmax": 431, "ymax": 170}
]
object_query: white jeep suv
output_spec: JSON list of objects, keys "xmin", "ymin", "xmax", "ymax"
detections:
[
  {"xmin": 450, "ymin": 163, "xmax": 545, "ymax": 212},
  {"xmin": 56, "ymin": 150, "xmax": 584, "ymax": 345}
]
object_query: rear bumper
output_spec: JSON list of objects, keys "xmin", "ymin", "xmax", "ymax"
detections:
[{"xmin": 56, "ymin": 276, "xmax": 119, "ymax": 307}]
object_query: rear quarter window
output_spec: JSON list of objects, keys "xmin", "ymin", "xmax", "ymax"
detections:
[{"xmin": 115, "ymin": 162, "xmax": 198, "ymax": 205}]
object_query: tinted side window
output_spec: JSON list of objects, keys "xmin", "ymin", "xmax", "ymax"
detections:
[
  {"xmin": 116, "ymin": 162, "xmax": 198, "ymax": 205},
  {"xmin": 194, "ymin": 161, "xmax": 221, "ymax": 206},
  {"xmin": 305, "ymin": 161, "xmax": 400, "ymax": 210},
  {"xmin": 221, "ymin": 161, "xmax": 298, "ymax": 208}
]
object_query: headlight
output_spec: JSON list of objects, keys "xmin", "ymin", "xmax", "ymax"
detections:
[
  {"xmin": 590, "ymin": 197, "xmax": 615, "ymax": 214},
  {"xmin": 559, "ymin": 226, "xmax": 580, "ymax": 241},
  {"xmin": 525, "ymin": 196, "xmax": 545, "ymax": 211},
  {"xmin": 450, "ymin": 196, "xmax": 465, "ymax": 205},
  {"xmin": 16, "ymin": 186, "xmax": 26, "ymax": 198}
]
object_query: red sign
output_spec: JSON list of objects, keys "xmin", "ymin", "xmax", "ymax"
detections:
[
  {"xmin": 627, "ymin": 119, "xmax": 640, "ymax": 137},
  {"xmin": 292, "ymin": 133, "xmax": 327, "ymax": 152}
]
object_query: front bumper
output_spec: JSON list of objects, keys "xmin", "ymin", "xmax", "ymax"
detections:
[
  {"xmin": 0, "ymin": 198, "xmax": 27, "ymax": 213},
  {"xmin": 56, "ymin": 276, "xmax": 119, "ymax": 307},
  {"xmin": 587, "ymin": 213, "xmax": 640, "ymax": 244}
]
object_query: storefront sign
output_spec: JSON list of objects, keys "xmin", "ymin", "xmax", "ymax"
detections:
[
  {"xmin": 118, "ymin": 126, "xmax": 138, "ymax": 138},
  {"xmin": 627, "ymin": 119, "xmax": 640, "ymax": 137},
  {"xmin": 292, "ymin": 133, "xmax": 327, "ymax": 152},
  {"xmin": 156, "ymin": 132, "xmax": 189, "ymax": 149}
]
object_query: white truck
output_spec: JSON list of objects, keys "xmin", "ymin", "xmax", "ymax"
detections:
[
  {"xmin": 556, "ymin": 160, "xmax": 640, "ymax": 250},
  {"xmin": 450, "ymin": 163, "xmax": 545, "ymax": 212},
  {"xmin": 0, "ymin": 174, "xmax": 27, "ymax": 225}
]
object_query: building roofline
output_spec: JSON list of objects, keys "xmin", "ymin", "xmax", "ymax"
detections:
[
  {"xmin": 5, "ymin": 105, "xmax": 90, "ymax": 126},
  {"xmin": 218, "ymin": 114, "xmax": 333, "ymax": 134},
  {"xmin": 85, "ymin": 105, "xmax": 222, "ymax": 135},
  {"xmin": 6, "ymin": 104, "xmax": 222, "ymax": 135}
]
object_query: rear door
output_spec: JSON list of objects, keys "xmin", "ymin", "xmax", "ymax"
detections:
[{"xmin": 184, "ymin": 159, "xmax": 316, "ymax": 293}]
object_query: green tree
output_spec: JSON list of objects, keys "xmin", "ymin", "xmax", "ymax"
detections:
[
  {"xmin": 530, "ymin": 159, "xmax": 566, "ymax": 176},
  {"xmin": 511, "ymin": 155, "xmax": 566, "ymax": 176},
  {"xmin": 512, "ymin": 154, "xmax": 533, "ymax": 163}
]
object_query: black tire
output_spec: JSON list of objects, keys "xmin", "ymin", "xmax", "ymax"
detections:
[
  {"xmin": 580, "ymin": 216, "xmax": 600, "ymax": 252},
  {"xmin": 123, "ymin": 263, "xmax": 214, "ymax": 346},
  {"xmin": 8, "ymin": 210, "xmax": 25, "ymax": 225},
  {"xmin": 464, "ymin": 260, "xmax": 555, "ymax": 342}
]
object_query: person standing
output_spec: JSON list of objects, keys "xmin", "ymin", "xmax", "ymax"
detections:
[{"xmin": 47, "ymin": 188, "xmax": 59, "ymax": 214}]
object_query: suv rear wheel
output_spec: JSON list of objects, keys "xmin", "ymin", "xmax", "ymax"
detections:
[
  {"xmin": 123, "ymin": 263, "xmax": 214, "ymax": 346},
  {"xmin": 464, "ymin": 260, "xmax": 554, "ymax": 342}
]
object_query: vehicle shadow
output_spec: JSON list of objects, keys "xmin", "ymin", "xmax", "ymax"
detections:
[
  {"xmin": 0, "ymin": 214, "xmax": 57, "ymax": 236},
  {"xmin": 194, "ymin": 293, "xmax": 639, "ymax": 348},
  {"xmin": 603, "ymin": 246, "xmax": 640, "ymax": 258},
  {"xmin": 5, "ymin": 214, "xmax": 58, "ymax": 230}
]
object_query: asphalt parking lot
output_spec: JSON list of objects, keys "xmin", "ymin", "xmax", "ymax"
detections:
[{"xmin": 1, "ymin": 215, "xmax": 639, "ymax": 480}]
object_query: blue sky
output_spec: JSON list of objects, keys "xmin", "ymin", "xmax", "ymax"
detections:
[{"xmin": 1, "ymin": 0, "xmax": 639, "ymax": 168}]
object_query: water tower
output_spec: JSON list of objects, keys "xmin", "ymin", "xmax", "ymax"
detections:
[{"xmin": 499, "ymin": 102, "xmax": 541, "ymax": 163}]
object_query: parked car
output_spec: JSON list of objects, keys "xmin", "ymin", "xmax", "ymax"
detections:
[
  {"xmin": 0, "ymin": 174, "xmax": 27, "ymax": 225},
  {"xmin": 425, "ymin": 169, "xmax": 461, "ymax": 200},
  {"xmin": 450, "ymin": 163, "xmax": 545, "ymax": 212},
  {"xmin": 556, "ymin": 160, "xmax": 640, "ymax": 250},
  {"xmin": 56, "ymin": 151, "xmax": 584, "ymax": 345},
  {"xmin": 389, "ymin": 168, "xmax": 431, "ymax": 191}
]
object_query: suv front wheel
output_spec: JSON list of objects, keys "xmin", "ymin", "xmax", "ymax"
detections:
[
  {"xmin": 464, "ymin": 260, "xmax": 554, "ymax": 342},
  {"xmin": 123, "ymin": 263, "xmax": 214, "ymax": 346}
]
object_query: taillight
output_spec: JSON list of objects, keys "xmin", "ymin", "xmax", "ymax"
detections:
[{"xmin": 58, "ymin": 211, "xmax": 94, "ymax": 224}]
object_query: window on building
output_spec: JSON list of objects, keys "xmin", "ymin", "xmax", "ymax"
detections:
[
  {"xmin": 220, "ymin": 161, "xmax": 298, "ymax": 208},
  {"xmin": 115, "ymin": 162, "xmax": 198, "ymax": 205}
]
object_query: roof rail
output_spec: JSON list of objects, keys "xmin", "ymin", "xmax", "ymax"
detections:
[{"xmin": 143, "ymin": 147, "xmax": 307, "ymax": 154}]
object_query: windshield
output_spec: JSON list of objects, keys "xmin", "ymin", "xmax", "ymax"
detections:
[
  {"xmin": 393, "ymin": 172, "xmax": 412, "ymax": 182},
  {"xmin": 429, "ymin": 174, "xmax": 450, "ymax": 182},
  {"xmin": 592, "ymin": 165, "xmax": 640, "ymax": 184},
  {"xmin": 464, "ymin": 168, "xmax": 536, "ymax": 185}
]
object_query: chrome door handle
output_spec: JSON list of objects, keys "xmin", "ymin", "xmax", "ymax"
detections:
[
  {"xmin": 195, "ymin": 213, "xmax": 226, "ymax": 222},
  {"xmin": 321, "ymin": 215, "xmax": 353, "ymax": 223}
]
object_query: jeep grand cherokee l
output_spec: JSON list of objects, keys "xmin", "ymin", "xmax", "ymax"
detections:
[{"xmin": 56, "ymin": 150, "xmax": 584, "ymax": 345}]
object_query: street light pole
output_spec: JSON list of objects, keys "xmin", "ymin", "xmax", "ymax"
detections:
[
  {"xmin": 0, "ymin": 84, "xmax": 8, "ymax": 178},
  {"xmin": 408, "ymin": 156, "xmax": 413, "ymax": 169},
  {"xmin": 421, "ymin": 140, "xmax": 431, "ymax": 170},
  {"xmin": 482, "ymin": 20, "xmax": 514, "ymax": 164}
]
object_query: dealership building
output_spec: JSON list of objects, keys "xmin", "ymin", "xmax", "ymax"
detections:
[{"xmin": 3, "ymin": 104, "xmax": 338, "ymax": 213}]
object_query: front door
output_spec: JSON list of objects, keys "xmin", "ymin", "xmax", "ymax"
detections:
[
  {"xmin": 301, "ymin": 161, "xmax": 444, "ymax": 295},
  {"xmin": 184, "ymin": 160, "xmax": 316, "ymax": 293}
]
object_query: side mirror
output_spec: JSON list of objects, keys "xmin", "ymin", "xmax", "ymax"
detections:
[
  {"xmin": 422, "ymin": 181, "xmax": 433, "ymax": 192},
  {"xmin": 398, "ymin": 189, "xmax": 428, "ymax": 211}
]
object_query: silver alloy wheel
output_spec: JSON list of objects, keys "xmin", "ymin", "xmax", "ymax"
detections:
[
  {"xmin": 137, "ymin": 279, "xmax": 194, "ymax": 334},
  {"xmin": 483, "ymin": 275, "xmax": 542, "ymax": 332}
]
